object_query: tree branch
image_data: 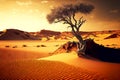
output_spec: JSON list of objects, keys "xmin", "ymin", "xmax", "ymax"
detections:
[
  {"xmin": 72, "ymin": 13, "xmax": 77, "ymax": 26},
  {"xmin": 77, "ymin": 17, "xmax": 86, "ymax": 31},
  {"xmin": 71, "ymin": 14, "xmax": 78, "ymax": 32},
  {"xmin": 78, "ymin": 19, "xmax": 86, "ymax": 28}
]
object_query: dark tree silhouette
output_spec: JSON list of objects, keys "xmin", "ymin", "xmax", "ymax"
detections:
[{"xmin": 47, "ymin": 3, "xmax": 94, "ymax": 55}]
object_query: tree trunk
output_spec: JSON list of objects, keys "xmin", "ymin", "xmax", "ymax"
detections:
[
  {"xmin": 73, "ymin": 33, "xmax": 86, "ymax": 55},
  {"xmin": 71, "ymin": 26, "xmax": 86, "ymax": 55}
]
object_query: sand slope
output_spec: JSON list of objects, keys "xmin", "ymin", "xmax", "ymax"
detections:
[
  {"xmin": 39, "ymin": 53, "xmax": 120, "ymax": 80},
  {"xmin": 0, "ymin": 60, "xmax": 107, "ymax": 80},
  {"xmin": 0, "ymin": 29, "xmax": 38, "ymax": 40}
]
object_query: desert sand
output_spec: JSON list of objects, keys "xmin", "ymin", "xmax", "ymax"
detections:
[{"xmin": 0, "ymin": 32, "xmax": 120, "ymax": 80}]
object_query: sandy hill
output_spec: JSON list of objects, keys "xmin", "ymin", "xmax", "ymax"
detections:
[
  {"xmin": 40, "ymin": 29, "xmax": 61, "ymax": 37},
  {"xmin": 1, "ymin": 29, "xmax": 120, "ymax": 40},
  {"xmin": 30, "ymin": 29, "xmax": 61, "ymax": 37},
  {"xmin": 0, "ymin": 29, "xmax": 38, "ymax": 40},
  {"xmin": 52, "ymin": 40, "xmax": 120, "ymax": 63},
  {"xmin": 30, "ymin": 30, "xmax": 93, "ymax": 40},
  {"xmin": 105, "ymin": 33, "xmax": 120, "ymax": 39}
]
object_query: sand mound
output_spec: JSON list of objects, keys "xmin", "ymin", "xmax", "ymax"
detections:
[
  {"xmin": 0, "ymin": 29, "xmax": 38, "ymax": 40},
  {"xmin": 52, "ymin": 39, "xmax": 120, "ymax": 63},
  {"xmin": 0, "ymin": 60, "xmax": 106, "ymax": 80},
  {"xmin": 0, "ymin": 48, "xmax": 49, "ymax": 62},
  {"xmin": 104, "ymin": 33, "xmax": 120, "ymax": 39},
  {"xmin": 39, "ymin": 29, "xmax": 61, "ymax": 37},
  {"xmin": 52, "ymin": 41, "xmax": 77, "ymax": 54}
]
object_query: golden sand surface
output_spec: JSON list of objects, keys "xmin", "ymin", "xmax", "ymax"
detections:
[
  {"xmin": 0, "ymin": 38, "xmax": 120, "ymax": 80},
  {"xmin": 40, "ymin": 53, "xmax": 120, "ymax": 80},
  {"xmin": 0, "ymin": 60, "xmax": 107, "ymax": 80}
]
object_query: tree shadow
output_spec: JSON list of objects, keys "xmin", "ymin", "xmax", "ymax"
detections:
[
  {"xmin": 53, "ymin": 39, "xmax": 120, "ymax": 63},
  {"xmin": 85, "ymin": 39, "xmax": 120, "ymax": 63}
]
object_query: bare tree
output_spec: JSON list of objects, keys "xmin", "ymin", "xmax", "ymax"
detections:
[{"xmin": 47, "ymin": 3, "xmax": 94, "ymax": 55}]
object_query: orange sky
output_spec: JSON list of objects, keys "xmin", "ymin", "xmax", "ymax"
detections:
[{"xmin": 0, "ymin": 0, "xmax": 120, "ymax": 32}]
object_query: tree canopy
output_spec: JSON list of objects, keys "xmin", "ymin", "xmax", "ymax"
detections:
[{"xmin": 47, "ymin": 3, "xmax": 94, "ymax": 24}]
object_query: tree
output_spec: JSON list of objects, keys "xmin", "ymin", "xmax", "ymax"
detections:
[{"xmin": 47, "ymin": 3, "xmax": 94, "ymax": 55}]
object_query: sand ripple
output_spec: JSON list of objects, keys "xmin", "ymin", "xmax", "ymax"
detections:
[{"xmin": 0, "ymin": 60, "xmax": 107, "ymax": 80}]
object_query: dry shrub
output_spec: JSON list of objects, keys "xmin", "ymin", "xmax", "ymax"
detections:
[
  {"xmin": 5, "ymin": 45, "xmax": 10, "ymax": 48},
  {"xmin": 22, "ymin": 45, "xmax": 27, "ymax": 47},
  {"xmin": 36, "ymin": 45, "xmax": 40, "ymax": 47},
  {"xmin": 41, "ymin": 45, "xmax": 46, "ymax": 47},
  {"xmin": 13, "ymin": 45, "xmax": 17, "ymax": 48}
]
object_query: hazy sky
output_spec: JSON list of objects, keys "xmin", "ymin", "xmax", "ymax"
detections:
[{"xmin": 0, "ymin": 0, "xmax": 120, "ymax": 32}]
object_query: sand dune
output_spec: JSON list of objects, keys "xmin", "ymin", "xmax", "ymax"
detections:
[
  {"xmin": 39, "ymin": 53, "xmax": 120, "ymax": 80},
  {"xmin": 0, "ymin": 32, "xmax": 120, "ymax": 80},
  {"xmin": 105, "ymin": 33, "xmax": 120, "ymax": 39},
  {"xmin": 0, "ymin": 42, "xmax": 107, "ymax": 80},
  {"xmin": 0, "ymin": 48, "xmax": 49, "ymax": 62},
  {"xmin": 96, "ymin": 37, "xmax": 120, "ymax": 48},
  {"xmin": 0, "ymin": 29, "xmax": 38, "ymax": 40},
  {"xmin": 0, "ymin": 60, "xmax": 107, "ymax": 80}
]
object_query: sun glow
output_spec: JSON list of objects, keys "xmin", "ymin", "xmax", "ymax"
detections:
[
  {"xmin": 0, "ymin": 13, "xmax": 67, "ymax": 32},
  {"xmin": 0, "ymin": 0, "xmax": 68, "ymax": 32},
  {"xmin": 0, "ymin": 14, "xmax": 46, "ymax": 31},
  {"xmin": 0, "ymin": 0, "xmax": 120, "ymax": 32}
]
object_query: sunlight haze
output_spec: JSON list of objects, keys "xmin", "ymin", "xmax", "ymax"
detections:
[{"xmin": 0, "ymin": 0, "xmax": 120, "ymax": 32}]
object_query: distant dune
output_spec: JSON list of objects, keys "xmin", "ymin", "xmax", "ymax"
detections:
[
  {"xmin": 39, "ymin": 29, "xmax": 61, "ymax": 37},
  {"xmin": 31, "ymin": 29, "xmax": 120, "ymax": 40},
  {"xmin": 0, "ymin": 29, "xmax": 120, "ymax": 40},
  {"xmin": 0, "ymin": 29, "xmax": 38, "ymax": 40},
  {"xmin": 105, "ymin": 33, "xmax": 120, "ymax": 39}
]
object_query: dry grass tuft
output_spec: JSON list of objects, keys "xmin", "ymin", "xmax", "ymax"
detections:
[
  {"xmin": 22, "ymin": 44, "xmax": 27, "ymax": 47},
  {"xmin": 5, "ymin": 45, "xmax": 10, "ymax": 48}
]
